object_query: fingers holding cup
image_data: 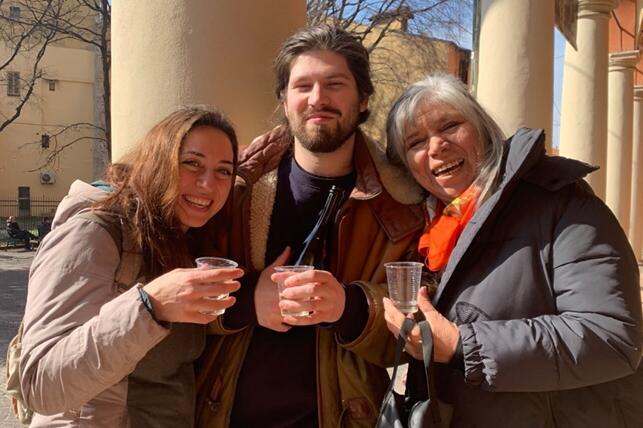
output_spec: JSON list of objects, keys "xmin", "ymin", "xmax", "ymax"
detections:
[
  {"xmin": 195, "ymin": 257, "xmax": 241, "ymax": 316},
  {"xmin": 273, "ymin": 265, "xmax": 314, "ymax": 318}
]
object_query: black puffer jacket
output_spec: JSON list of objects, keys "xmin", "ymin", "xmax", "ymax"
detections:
[{"xmin": 432, "ymin": 128, "xmax": 642, "ymax": 427}]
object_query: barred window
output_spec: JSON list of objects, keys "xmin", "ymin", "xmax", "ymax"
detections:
[
  {"xmin": 9, "ymin": 6, "xmax": 20, "ymax": 19},
  {"xmin": 7, "ymin": 71, "xmax": 20, "ymax": 97}
]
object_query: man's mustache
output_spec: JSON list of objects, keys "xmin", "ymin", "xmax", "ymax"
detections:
[{"xmin": 304, "ymin": 107, "xmax": 342, "ymax": 119}]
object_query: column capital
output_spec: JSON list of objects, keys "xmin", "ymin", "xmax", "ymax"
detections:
[
  {"xmin": 634, "ymin": 86, "xmax": 643, "ymax": 100},
  {"xmin": 578, "ymin": 0, "xmax": 620, "ymax": 16},
  {"xmin": 609, "ymin": 50, "xmax": 640, "ymax": 70}
]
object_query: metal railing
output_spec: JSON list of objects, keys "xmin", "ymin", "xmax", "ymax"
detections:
[{"xmin": 0, "ymin": 197, "xmax": 60, "ymax": 234}]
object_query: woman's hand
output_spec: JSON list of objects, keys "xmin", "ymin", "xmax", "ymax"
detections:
[
  {"xmin": 143, "ymin": 267, "xmax": 243, "ymax": 324},
  {"xmin": 383, "ymin": 287, "xmax": 460, "ymax": 363}
]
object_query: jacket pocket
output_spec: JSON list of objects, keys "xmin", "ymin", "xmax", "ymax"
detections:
[{"xmin": 195, "ymin": 369, "xmax": 224, "ymax": 428}]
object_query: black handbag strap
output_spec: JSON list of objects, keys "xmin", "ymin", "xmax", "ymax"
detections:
[
  {"xmin": 418, "ymin": 320, "xmax": 442, "ymax": 424},
  {"xmin": 387, "ymin": 317, "xmax": 415, "ymax": 394}
]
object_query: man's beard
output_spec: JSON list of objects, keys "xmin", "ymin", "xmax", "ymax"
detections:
[{"xmin": 290, "ymin": 107, "xmax": 359, "ymax": 153}]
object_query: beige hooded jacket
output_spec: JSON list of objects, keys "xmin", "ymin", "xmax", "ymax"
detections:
[{"xmin": 20, "ymin": 180, "xmax": 204, "ymax": 428}]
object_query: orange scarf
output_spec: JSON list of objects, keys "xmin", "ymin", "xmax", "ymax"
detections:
[{"xmin": 418, "ymin": 185, "xmax": 480, "ymax": 272}]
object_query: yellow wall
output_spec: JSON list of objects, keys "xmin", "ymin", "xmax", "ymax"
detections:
[
  {"xmin": 357, "ymin": 24, "xmax": 468, "ymax": 143},
  {"xmin": 0, "ymin": 42, "xmax": 99, "ymax": 206}
]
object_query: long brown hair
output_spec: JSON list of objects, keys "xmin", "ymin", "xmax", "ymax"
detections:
[{"xmin": 97, "ymin": 106, "xmax": 238, "ymax": 276}]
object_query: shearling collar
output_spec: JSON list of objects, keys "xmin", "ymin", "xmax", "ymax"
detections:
[
  {"xmin": 238, "ymin": 127, "xmax": 425, "ymax": 270},
  {"xmin": 237, "ymin": 126, "xmax": 425, "ymax": 205}
]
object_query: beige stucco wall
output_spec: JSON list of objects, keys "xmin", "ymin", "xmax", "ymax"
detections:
[
  {"xmin": 111, "ymin": 0, "xmax": 307, "ymax": 160},
  {"xmin": 0, "ymin": 42, "xmax": 100, "ymax": 206}
]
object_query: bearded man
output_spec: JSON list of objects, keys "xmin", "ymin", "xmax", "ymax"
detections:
[{"xmin": 196, "ymin": 25, "xmax": 425, "ymax": 428}]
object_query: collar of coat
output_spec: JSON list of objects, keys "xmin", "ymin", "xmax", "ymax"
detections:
[
  {"xmin": 432, "ymin": 127, "xmax": 598, "ymax": 304},
  {"xmin": 236, "ymin": 127, "xmax": 425, "ymax": 270},
  {"xmin": 237, "ymin": 126, "xmax": 425, "ymax": 204}
]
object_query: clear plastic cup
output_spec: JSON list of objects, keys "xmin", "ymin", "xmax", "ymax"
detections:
[
  {"xmin": 195, "ymin": 257, "xmax": 238, "ymax": 315},
  {"xmin": 274, "ymin": 265, "xmax": 314, "ymax": 317},
  {"xmin": 384, "ymin": 261, "xmax": 423, "ymax": 314}
]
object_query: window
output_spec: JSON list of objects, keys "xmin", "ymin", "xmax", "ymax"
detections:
[
  {"xmin": 48, "ymin": 80, "xmax": 56, "ymax": 91},
  {"xmin": 9, "ymin": 6, "xmax": 20, "ymax": 19},
  {"xmin": 41, "ymin": 134, "xmax": 50, "ymax": 149},
  {"xmin": 18, "ymin": 186, "xmax": 31, "ymax": 217},
  {"xmin": 7, "ymin": 71, "xmax": 20, "ymax": 97}
]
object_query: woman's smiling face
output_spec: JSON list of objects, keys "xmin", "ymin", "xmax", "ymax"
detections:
[
  {"xmin": 175, "ymin": 126, "xmax": 234, "ymax": 231},
  {"xmin": 404, "ymin": 101, "xmax": 482, "ymax": 204}
]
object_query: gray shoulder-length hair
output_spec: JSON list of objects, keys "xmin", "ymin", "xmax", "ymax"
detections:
[{"xmin": 386, "ymin": 73, "xmax": 506, "ymax": 205}]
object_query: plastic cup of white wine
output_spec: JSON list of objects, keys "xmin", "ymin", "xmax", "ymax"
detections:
[
  {"xmin": 274, "ymin": 265, "xmax": 314, "ymax": 317},
  {"xmin": 384, "ymin": 262, "xmax": 423, "ymax": 314},
  {"xmin": 195, "ymin": 257, "xmax": 238, "ymax": 316}
]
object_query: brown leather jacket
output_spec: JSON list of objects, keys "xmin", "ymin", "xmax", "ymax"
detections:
[{"xmin": 195, "ymin": 129, "xmax": 425, "ymax": 428}]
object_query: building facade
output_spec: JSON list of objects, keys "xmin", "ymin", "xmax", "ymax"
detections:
[
  {"xmin": 0, "ymin": 3, "xmax": 104, "ymax": 213},
  {"xmin": 475, "ymin": 0, "xmax": 642, "ymax": 261},
  {"xmin": 607, "ymin": 0, "xmax": 643, "ymax": 262}
]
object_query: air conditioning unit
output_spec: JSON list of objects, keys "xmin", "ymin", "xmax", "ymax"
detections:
[{"xmin": 39, "ymin": 171, "xmax": 56, "ymax": 184}]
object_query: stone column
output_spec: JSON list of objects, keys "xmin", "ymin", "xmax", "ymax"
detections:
[
  {"xmin": 111, "ymin": 0, "xmax": 306, "ymax": 160},
  {"xmin": 629, "ymin": 85, "xmax": 643, "ymax": 260},
  {"xmin": 605, "ymin": 50, "xmax": 638, "ymax": 234},
  {"xmin": 559, "ymin": 0, "xmax": 619, "ymax": 199},
  {"xmin": 476, "ymin": 0, "xmax": 554, "ymax": 147}
]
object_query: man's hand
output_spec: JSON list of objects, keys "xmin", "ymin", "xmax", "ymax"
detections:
[
  {"xmin": 383, "ymin": 287, "xmax": 459, "ymax": 363},
  {"xmin": 255, "ymin": 247, "xmax": 291, "ymax": 332},
  {"xmin": 272, "ymin": 269, "xmax": 346, "ymax": 326}
]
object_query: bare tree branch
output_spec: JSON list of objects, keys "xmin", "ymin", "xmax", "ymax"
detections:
[
  {"xmin": 0, "ymin": 26, "xmax": 55, "ymax": 132},
  {"xmin": 306, "ymin": 0, "xmax": 473, "ymax": 142},
  {"xmin": 18, "ymin": 122, "xmax": 107, "ymax": 171},
  {"xmin": 1, "ymin": 0, "xmax": 111, "ymax": 166},
  {"xmin": 27, "ymin": 135, "xmax": 104, "ymax": 171},
  {"xmin": 307, "ymin": 0, "xmax": 473, "ymax": 52}
]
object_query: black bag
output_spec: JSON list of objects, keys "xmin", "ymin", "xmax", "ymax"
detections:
[{"xmin": 376, "ymin": 318, "xmax": 451, "ymax": 428}]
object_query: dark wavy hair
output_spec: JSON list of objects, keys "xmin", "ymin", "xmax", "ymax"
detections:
[{"xmin": 273, "ymin": 25, "xmax": 374, "ymax": 124}]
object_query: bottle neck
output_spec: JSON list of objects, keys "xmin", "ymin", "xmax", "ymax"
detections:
[{"xmin": 294, "ymin": 185, "xmax": 346, "ymax": 268}]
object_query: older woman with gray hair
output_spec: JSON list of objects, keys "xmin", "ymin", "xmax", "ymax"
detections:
[{"xmin": 382, "ymin": 73, "xmax": 643, "ymax": 427}]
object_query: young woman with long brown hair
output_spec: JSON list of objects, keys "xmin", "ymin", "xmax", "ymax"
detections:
[{"xmin": 19, "ymin": 106, "xmax": 242, "ymax": 427}]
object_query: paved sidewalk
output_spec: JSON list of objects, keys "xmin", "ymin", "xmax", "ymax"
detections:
[{"xmin": 0, "ymin": 249, "xmax": 33, "ymax": 428}]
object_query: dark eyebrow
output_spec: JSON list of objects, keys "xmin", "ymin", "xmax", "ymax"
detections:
[
  {"xmin": 291, "ymin": 72, "xmax": 351, "ymax": 84},
  {"xmin": 181, "ymin": 150, "xmax": 234, "ymax": 165},
  {"xmin": 181, "ymin": 150, "xmax": 205, "ymax": 158},
  {"xmin": 325, "ymin": 73, "xmax": 351, "ymax": 80}
]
